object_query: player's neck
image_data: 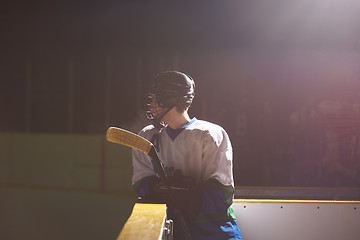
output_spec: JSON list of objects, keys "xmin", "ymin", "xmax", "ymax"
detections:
[{"xmin": 163, "ymin": 108, "xmax": 191, "ymax": 129}]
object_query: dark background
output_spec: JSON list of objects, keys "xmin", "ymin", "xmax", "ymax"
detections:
[{"xmin": 2, "ymin": 0, "xmax": 360, "ymax": 188}]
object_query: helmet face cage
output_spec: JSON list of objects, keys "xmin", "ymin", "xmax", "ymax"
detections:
[
  {"xmin": 145, "ymin": 71, "xmax": 195, "ymax": 128},
  {"xmin": 144, "ymin": 93, "xmax": 170, "ymax": 129}
]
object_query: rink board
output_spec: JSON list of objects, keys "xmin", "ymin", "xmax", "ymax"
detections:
[
  {"xmin": 233, "ymin": 199, "xmax": 360, "ymax": 240},
  {"xmin": 118, "ymin": 199, "xmax": 360, "ymax": 240}
]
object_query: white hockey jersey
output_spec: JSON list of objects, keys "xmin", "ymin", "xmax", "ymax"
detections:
[{"xmin": 132, "ymin": 118, "xmax": 234, "ymax": 187}]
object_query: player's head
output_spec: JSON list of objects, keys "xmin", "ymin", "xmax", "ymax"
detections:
[{"xmin": 145, "ymin": 71, "xmax": 195, "ymax": 128}]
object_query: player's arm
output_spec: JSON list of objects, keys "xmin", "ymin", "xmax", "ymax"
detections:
[
  {"xmin": 131, "ymin": 147, "xmax": 158, "ymax": 198},
  {"xmin": 132, "ymin": 146, "xmax": 202, "ymax": 211},
  {"xmin": 197, "ymin": 128, "xmax": 236, "ymax": 218},
  {"xmin": 198, "ymin": 178, "xmax": 235, "ymax": 217},
  {"xmin": 134, "ymin": 172, "xmax": 203, "ymax": 212}
]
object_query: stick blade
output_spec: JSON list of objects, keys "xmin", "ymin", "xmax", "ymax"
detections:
[{"xmin": 106, "ymin": 127, "xmax": 152, "ymax": 154}]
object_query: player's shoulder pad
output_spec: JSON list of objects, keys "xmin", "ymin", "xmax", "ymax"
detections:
[
  {"xmin": 190, "ymin": 120, "xmax": 231, "ymax": 148},
  {"xmin": 138, "ymin": 124, "xmax": 161, "ymax": 140}
]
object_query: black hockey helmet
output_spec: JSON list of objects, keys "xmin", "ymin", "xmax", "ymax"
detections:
[{"xmin": 145, "ymin": 71, "xmax": 195, "ymax": 128}]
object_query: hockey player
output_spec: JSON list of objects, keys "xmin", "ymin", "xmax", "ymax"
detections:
[{"xmin": 132, "ymin": 71, "xmax": 242, "ymax": 240}]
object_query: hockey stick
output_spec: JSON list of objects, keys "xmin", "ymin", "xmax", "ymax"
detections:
[
  {"xmin": 106, "ymin": 127, "xmax": 167, "ymax": 183},
  {"xmin": 106, "ymin": 127, "xmax": 193, "ymax": 240}
]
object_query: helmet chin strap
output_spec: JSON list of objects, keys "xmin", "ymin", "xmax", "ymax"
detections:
[{"xmin": 151, "ymin": 106, "xmax": 174, "ymax": 129}]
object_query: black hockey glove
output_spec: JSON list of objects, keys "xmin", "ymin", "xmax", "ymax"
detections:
[{"xmin": 148, "ymin": 176, "xmax": 203, "ymax": 213}]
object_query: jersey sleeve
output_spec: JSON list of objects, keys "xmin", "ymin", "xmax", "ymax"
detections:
[
  {"xmin": 131, "ymin": 126, "xmax": 158, "ymax": 194},
  {"xmin": 132, "ymin": 175, "xmax": 155, "ymax": 198},
  {"xmin": 202, "ymin": 126, "xmax": 234, "ymax": 186},
  {"xmin": 198, "ymin": 178, "xmax": 236, "ymax": 220},
  {"xmin": 196, "ymin": 126, "xmax": 236, "ymax": 220},
  {"xmin": 132, "ymin": 147, "xmax": 156, "ymax": 181}
]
